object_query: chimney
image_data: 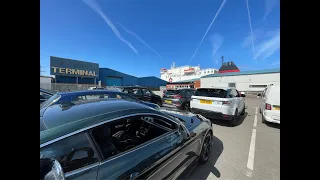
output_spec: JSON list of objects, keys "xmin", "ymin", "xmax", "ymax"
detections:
[{"xmin": 221, "ymin": 56, "xmax": 224, "ymax": 64}]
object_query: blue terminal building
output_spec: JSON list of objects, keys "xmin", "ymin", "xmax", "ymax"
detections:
[{"xmin": 50, "ymin": 56, "xmax": 167, "ymax": 89}]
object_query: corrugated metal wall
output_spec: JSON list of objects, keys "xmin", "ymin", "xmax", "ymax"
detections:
[
  {"xmin": 201, "ymin": 73, "xmax": 280, "ymax": 91},
  {"xmin": 99, "ymin": 68, "xmax": 138, "ymax": 86},
  {"xmin": 138, "ymin": 76, "xmax": 167, "ymax": 88}
]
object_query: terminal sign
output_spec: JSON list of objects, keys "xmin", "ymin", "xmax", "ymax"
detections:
[{"xmin": 51, "ymin": 67, "xmax": 98, "ymax": 77}]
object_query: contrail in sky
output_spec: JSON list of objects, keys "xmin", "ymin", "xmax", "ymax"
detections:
[
  {"xmin": 118, "ymin": 23, "xmax": 164, "ymax": 60},
  {"xmin": 188, "ymin": 0, "xmax": 227, "ymax": 65},
  {"xmin": 245, "ymin": 0, "xmax": 256, "ymax": 61},
  {"xmin": 82, "ymin": 0, "xmax": 138, "ymax": 54}
]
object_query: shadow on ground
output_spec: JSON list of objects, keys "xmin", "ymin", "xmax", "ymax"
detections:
[
  {"xmin": 266, "ymin": 122, "xmax": 280, "ymax": 129},
  {"xmin": 209, "ymin": 112, "xmax": 248, "ymax": 127},
  {"xmin": 185, "ymin": 135, "xmax": 224, "ymax": 179}
]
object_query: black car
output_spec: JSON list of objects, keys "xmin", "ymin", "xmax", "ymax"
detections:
[
  {"xmin": 120, "ymin": 86, "xmax": 163, "ymax": 106},
  {"xmin": 40, "ymin": 88, "xmax": 54, "ymax": 104},
  {"xmin": 162, "ymin": 89, "xmax": 195, "ymax": 111},
  {"xmin": 40, "ymin": 99, "xmax": 213, "ymax": 180}
]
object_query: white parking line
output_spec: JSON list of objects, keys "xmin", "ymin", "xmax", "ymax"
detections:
[
  {"xmin": 247, "ymin": 128, "xmax": 256, "ymax": 170},
  {"xmin": 253, "ymin": 115, "xmax": 257, "ymax": 127},
  {"xmin": 246, "ymin": 107, "xmax": 258, "ymax": 177}
]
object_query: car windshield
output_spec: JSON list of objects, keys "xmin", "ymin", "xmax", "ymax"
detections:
[
  {"xmin": 194, "ymin": 88, "xmax": 226, "ymax": 98},
  {"xmin": 182, "ymin": 89, "xmax": 195, "ymax": 95},
  {"xmin": 165, "ymin": 90, "xmax": 180, "ymax": 95},
  {"xmin": 40, "ymin": 94, "xmax": 61, "ymax": 109}
]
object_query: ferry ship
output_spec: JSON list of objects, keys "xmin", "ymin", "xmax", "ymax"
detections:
[{"xmin": 160, "ymin": 60, "xmax": 240, "ymax": 83}]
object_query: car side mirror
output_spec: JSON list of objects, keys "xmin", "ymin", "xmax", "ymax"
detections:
[
  {"xmin": 241, "ymin": 94, "xmax": 246, "ymax": 97},
  {"xmin": 179, "ymin": 124, "xmax": 195, "ymax": 140},
  {"xmin": 257, "ymin": 93, "xmax": 261, "ymax": 96},
  {"xmin": 40, "ymin": 159, "xmax": 66, "ymax": 180}
]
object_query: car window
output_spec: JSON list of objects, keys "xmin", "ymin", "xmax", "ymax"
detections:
[
  {"xmin": 40, "ymin": 92, "xmax": 52, "ymax": 99},
  {"xmin": 194, "ymin": 88, "xmax": 226, "ymax": 98},
  {"xmin": 233, "ymin": 89, "xmax": 240, "ymax": 97},
  {"xmin": 40, "ymin": 133, "xmax": 99, "ymax": 173},
  {"xmin": 114, "ymin": 93, "xmax": 138, "ymax": 102},
  {"xmin": 40, "ymin": 94, "xmax": 61, "ymax": 109},
  {"xmin": 90, "ymin": 114, "xmax": 176, "ymax": 161},
  {"xmin": 124, "ymin": 88, "xmax": 142, "ymax": 95},
  {"xmin": 85, "ymin": 94, "xmax": 110, "ymax": 100},
  {"xmin": 142, "ymin": 89, "xmax": 152, "ymax": 95},
  {"xmin": 165, "ymin": 90, "xmax": 180, "ymax": 95},
  {"xmin": 182, "ymin": 89, "xmax": 195, "ymax": 95}
]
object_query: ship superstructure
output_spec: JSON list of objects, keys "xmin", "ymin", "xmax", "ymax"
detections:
[{"xmin": 160, "ymin": 62, "xmax": 219, "ymax": 82}]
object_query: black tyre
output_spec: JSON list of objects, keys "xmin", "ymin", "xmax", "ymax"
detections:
[
  {"xmin": 184, "ymin": 103, "xmax": 190, "ymax": 112},
  {"xmin": 199, "ymin": 132, "xmax": 212, "ymax": 164},
  {"xmin": 241, "ymin": 105, "xmax": 245, "ymax": 115},
  {"xmin": 229, "ymin": 109, "xmax": 238, "ymax": 126}
]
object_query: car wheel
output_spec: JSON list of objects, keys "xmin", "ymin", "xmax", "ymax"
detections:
[
  {"xmin": 184, "ymin": 103, "xmax": 190, "ymax": 112},
  {"xmin": 241, "ymin": 105, "xmax": 245, "ymax": 115},
  {"xmin": 199, "ymin": 132, "xmax": 212, "ymax": 164},
  {"xmin": 229, "ymin": 109, "xmax": 238, "ymax": 127}
]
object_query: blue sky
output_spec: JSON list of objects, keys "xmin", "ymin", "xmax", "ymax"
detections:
[{"xmin": 40, "ymin": 0, "xmax": 280, "ymax": 77}]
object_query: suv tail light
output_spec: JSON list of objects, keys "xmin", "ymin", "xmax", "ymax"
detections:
[
  {"xmin": 222, "ymin": 101, "xmax": 231, "ymax": 105},
  {"xmin": 265, "ymin": 103, "xmax": 271, "ymax": 110},
  {"xmin": 173, "ymin": 95, "xmax": 183, "ymax": 99}
]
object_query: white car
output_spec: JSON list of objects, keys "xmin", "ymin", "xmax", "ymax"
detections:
[
  {"xmin": 259, "ymin": 85, "xmax": 280, "ymax": 124},
  {"xmin": 190, "ymin": 87, "xmax": 246, "ymax": 126}
]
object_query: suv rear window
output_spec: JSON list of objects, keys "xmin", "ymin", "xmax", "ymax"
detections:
[
  {"xmin": 165, "ymin": 90, "xmax": 180, "ymax": 95},
  {"xmin": 194, "ymin": 88, "xmax": 226, "ymax": 98}
]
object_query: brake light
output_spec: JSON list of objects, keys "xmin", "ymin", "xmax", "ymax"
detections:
[
  {"xmin": 174, "ymin": 95, "xmax": 183, "ymax": 99},
  {"xmin": 265, "ymin": 103, "xmax": 271, "ymax": 110},
  {"xmin": 222, "ymin": 101, "xmax": 231, "ymax": 105}
]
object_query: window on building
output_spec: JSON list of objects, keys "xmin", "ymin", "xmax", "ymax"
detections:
[
  {"xmin": 228, "ymin": 83, "xmax": 236, "ymax": 88},
  {"xmin": 249, "ymin": 85, "xmax": 267, "ymax": 88}
]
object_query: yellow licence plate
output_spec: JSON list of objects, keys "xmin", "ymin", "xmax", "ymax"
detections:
[
  {"xmin": 165, "ymin": 100, "xmax": 172, "ymax": 104},
  {"xmin": 200, "ymin": 99, "xmax": 212, "ymax": 104},
  {"xmin": 274, "ymin": 107, "xmax": 280, "ymax": 110}
]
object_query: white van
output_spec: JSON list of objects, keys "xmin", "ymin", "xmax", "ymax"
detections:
[{"xmin": 259, "ymin": 85, "xmax": 280, "ymax": 124}]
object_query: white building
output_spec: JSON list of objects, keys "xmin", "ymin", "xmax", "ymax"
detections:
[
  {"xmin": 40, "ymin": 76, "xmax": 52, "ymax": 90},
  {"xmin": 200, "ymin": 68, "xmax": 280, "ymax": 92}
]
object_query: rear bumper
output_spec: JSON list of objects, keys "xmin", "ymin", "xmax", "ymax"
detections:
[
  {"xmin": 191, "ymin": 108, "xmax": 233, "ymax": 120},
  {"xmin": 162, "ymin": 103, "xmax": 184, "ymax": 110},
  {"xmin": 263, "ymin": 111, "xmax": 280, "ymax": 124}
]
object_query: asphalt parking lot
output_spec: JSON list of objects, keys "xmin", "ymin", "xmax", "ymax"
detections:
[{"xmin": 188, "ymin": 97, "xmax": 280, "ymax": 180}]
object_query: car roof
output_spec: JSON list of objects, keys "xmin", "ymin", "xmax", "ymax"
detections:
[
  {"xmin": 40, "ymin": 99, "xmax": 177, "ymax": 145},
  {"xmin": 57, "ymin": 90, "xmax": 123, "ymax": 96},
  {"xmin": 197, "ymin": 87, "xmax": 235, "ymax": 91}
]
